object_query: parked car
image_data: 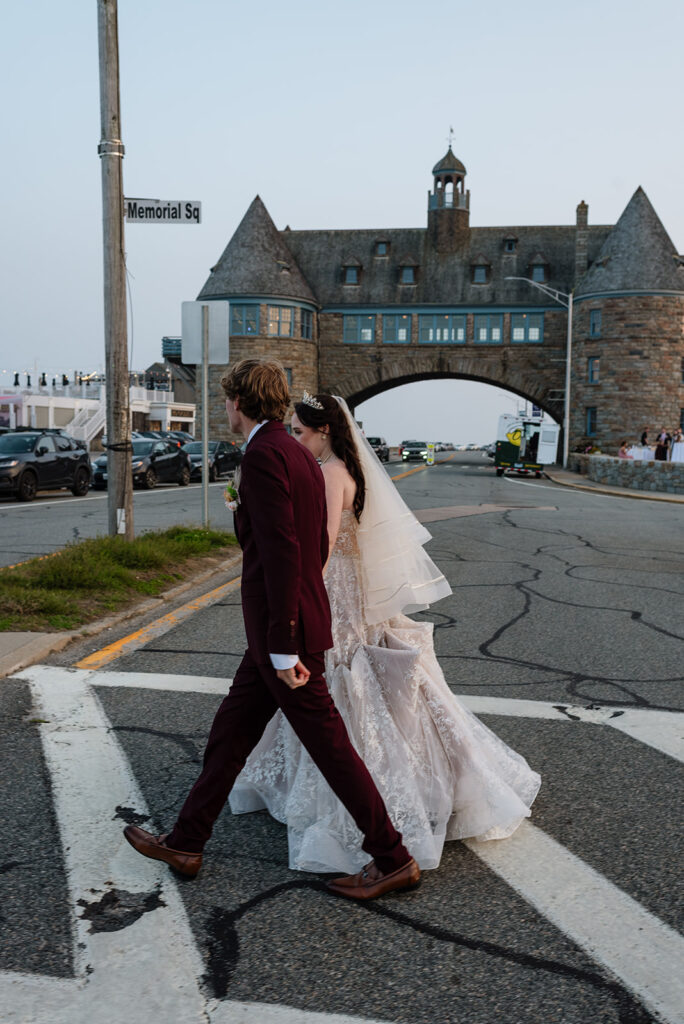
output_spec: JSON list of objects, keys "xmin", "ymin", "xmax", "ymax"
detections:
[
  {"xmin": 182, "ymin": 440, "xmax": 242, "ymax": 481},
  {"xmin": 0, "ymin": 430, "xmax": 92, "ymax": 501},
  {"xmin": 366, "ymin": 436, "xmax": 390, "ymax": 463},
  {"xmin": 169, "ymin": 430, "xmax": 195, "ymax": 444},
  {"xmin": 401, "ymin": 440, "xmax": 428, "ymax": 462},
  {"xmin": 91, "ymin": 438, "xmax": 191, "ymax": 490}
]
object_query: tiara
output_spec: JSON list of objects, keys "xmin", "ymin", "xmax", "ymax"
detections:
[{"xmin": 301, "ymin": 390, "xmax": 324, "ymax": 410}]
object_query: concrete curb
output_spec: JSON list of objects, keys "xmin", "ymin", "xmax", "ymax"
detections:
[
  {"xmin": 0, "ymin": 549, "xmax": 243, "ymax": 680},
  {"xmin": 544, "ymin": 469, "xmax": 684, "ymax": 504}
]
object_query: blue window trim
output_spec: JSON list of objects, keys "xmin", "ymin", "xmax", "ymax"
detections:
[
  {"xmin": 343, "ymin": 314, "xmax": 375, "ymax": 344},
  {"xmin": 511, "ymin": 312, "xmax": 544, "ymax": 344},
  {"xmin": 230, "ymin": 303, "xmax": 260, "ymax": 336},
  {"xmin": 400, "ymin": 266, "xmax": 416, "ymax": 285},
  {"xmin": 418, "ymin": 314, "xmax": 466, "ymax": 344},
  {"xmin": 587, "ymin": 356, "xmax": 600, "ymax": 383},
  {"xmin": 300, "ymin": 308, "xmax": 313, "ymax": 340},
  {"xmin": 383, "ymin": 314, "xmax": 411, "ymax": 344},
  {"xmin": 590, "ymin": 309, "xmax": 602, "ymax": 337},
  {"xmin": 474, "ymin": 314, "xmax": 503, "ymax": 344},
  {"xmin": 472, "ymin": 266, "xmax": 488, "ymax": 284},
  {"xmin": 586, "ymin": 406, "xmax": 597, "ymax": 436}
]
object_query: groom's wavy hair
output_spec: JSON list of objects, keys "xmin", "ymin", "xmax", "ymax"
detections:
[
  {"xmin": 294, "ymin": 393, "xmax": 366, "ymax": 522},
  {"xmin": 221, "ymin": 359, "xmax": 290, "ymax": 422}
]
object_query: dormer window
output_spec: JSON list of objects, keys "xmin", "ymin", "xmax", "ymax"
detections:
[
  {"xmin": 529, "ymin": 252, "xmax": 548, "ymax": 283},
  {"xmin": 343, "ymin": 259, "xmax": 361, "ymax": 285},
  {"xmin": 504, "ymin": 236, "xmax": 518, "ymax": 253},
  {"xmin": 375, "ymin": 241, "xmax": 389, "ymax": 257},
  {"xmin": 471, "ymin": 255, "xmax": 491, "ymax": 285},
  {"xmin": 398, "ymin": 256, "xmax": 418, "ymax": 286}
]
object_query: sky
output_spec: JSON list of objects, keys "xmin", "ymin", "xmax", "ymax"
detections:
[{"xmin": 1, "ymin": 0, "xmax": 682, "ymax": 444}]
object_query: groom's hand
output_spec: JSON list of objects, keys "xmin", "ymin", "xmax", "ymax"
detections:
[{"xmin": 276, "ymin": 660, "xmax": 310, "ymax": 689}]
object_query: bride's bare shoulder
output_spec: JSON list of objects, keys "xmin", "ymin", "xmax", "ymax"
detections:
[{"xmin": 321, "ymin": 459, "xmax": 352, "ymax": 482}]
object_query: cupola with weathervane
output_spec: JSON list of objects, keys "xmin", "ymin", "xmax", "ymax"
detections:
[{"xmin": 427, "ymin": 143, "xmax": 470, "ymax": 253}]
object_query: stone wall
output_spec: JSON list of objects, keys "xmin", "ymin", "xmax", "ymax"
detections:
[
  {"xmin": 571, "ymin": 294, "xmax": 684, "ymax": 453},
  {"xmin": 568, "ymin": 453, "xmax": 684, "ymax": 494}
]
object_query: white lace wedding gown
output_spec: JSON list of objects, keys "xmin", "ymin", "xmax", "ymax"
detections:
[{"xmin": 229, "ymin": 510, "xmax": 541, "ymax": 873}]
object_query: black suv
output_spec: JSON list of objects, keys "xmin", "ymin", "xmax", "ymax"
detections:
[
  {"xmin": 92, "ymin": 438, "xmax": 192, "ymax": 490},
  {"xmin": 0, "ymin": 430, "xmax": 92, "ymax": 501},
  {"xmin": 401, "ymin": 440, "xmax": 428, "ymax": 462},
  {"xmin": 366, "ymin": 436, "xmax": 390, "ymax": 462}
]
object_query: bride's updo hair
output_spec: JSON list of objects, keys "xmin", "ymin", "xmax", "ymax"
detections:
[{"xmin": 294, "ymin": 393, "xmax": 366, "ymax": 522}]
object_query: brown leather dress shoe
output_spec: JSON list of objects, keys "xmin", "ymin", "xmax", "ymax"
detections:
[
  {"xmin": 326, "ymin": 858, "xmax": 421, "ymax": 901},
  {"xmin": 123, "ymin": 825, "xmax": 202, "ymax": 878}
]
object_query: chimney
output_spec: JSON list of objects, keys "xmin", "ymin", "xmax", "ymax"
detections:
[{"xmin": 575, "ymin": 201, "xmax": 589, "ymax": 285}]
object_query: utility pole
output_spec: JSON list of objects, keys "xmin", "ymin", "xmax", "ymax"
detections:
[{"xmin": 97, "ymin": 0, "xmax": 133, "ymax": 539}]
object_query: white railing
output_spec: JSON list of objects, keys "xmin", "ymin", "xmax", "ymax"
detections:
[{"xmin": 69, "ymin": 405, "xmax": 106, "ymax": 445}]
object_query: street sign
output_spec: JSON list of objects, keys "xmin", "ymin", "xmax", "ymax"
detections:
[
  {"xmin": 181, "ymin": 301, "xmax": 229, "ymax": 364},
  {"xmin": 124, "ymin": 198, "xmax": 201, "ymax": 223}
]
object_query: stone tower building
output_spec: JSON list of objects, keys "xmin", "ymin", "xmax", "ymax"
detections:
[
  {"xmin": 571, "ymin": 188, "xmax": 684, "ymax": 450},
  {"xmin": 192, "ymin": 150, "xmax": 684, "ymax": 452}
]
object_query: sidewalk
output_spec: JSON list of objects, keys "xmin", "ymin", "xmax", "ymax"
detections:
[
  {"xmin": 544, "ymin": 467, "xmax": 684, "ymax": 504},
  {"xmin": 0, "ymin": 550, "xmax": 242, "ymax": 680}
]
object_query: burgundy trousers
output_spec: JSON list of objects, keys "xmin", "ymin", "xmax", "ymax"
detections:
[{"xmin": 167, "ymin": 649, "xmax": 410, "ymax": 874}]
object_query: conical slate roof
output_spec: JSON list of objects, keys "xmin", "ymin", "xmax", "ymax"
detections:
[
  {"xmin": 432, "ymin": 146, "xmax": 466, "ymax": 176},
  {"xmin": 198, "ymin": 196, "xmax": 316, "ymax": 303},
  {"xmin": 576, "ymin": 187, "xmax": 684, "ymax": 296}
]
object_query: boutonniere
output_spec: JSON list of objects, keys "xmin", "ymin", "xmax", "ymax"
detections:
[{"xmin": 224, "ymin": 470, "xmax": 241, "ymax": 512}]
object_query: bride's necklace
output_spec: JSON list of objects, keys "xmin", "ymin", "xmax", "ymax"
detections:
[{"xmin": 318, "ymin": 449, "xmax": 335, "ymax": 466}]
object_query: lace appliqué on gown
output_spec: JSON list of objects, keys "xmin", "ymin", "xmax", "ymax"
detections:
[{"xmin": 229, "ymin": 511, "xmax": 541, "ymax": 872}]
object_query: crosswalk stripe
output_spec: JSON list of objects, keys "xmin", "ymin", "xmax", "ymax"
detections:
[
  {"xmin": 85, "ymin": 669, "xmax": 684, "ymax": 765},
  {"xmin": 467, "ymin": 823, "xmax": 684, "ymax": 1024},
  {"xmin": 5, "ymin": 665, "xmax": 682, "ymax": 1024},
  {"xmin": 0, "ymin": 665, "xmax": 401, "ymax": 1024}
]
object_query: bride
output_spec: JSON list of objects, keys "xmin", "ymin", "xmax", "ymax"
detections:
[{"xmin": 229, "ymin": 393, "xmax": 541, "ymax": 873}]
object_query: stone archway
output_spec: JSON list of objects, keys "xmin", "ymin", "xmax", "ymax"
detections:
[{"xmin": 319, "ymin": 348, "xmax": 564, "ymax": 425}]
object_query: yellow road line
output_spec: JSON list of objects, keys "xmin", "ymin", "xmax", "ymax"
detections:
[
  {"xmin": 390, "ymin": 464, "xmax": 427, "ymax": 481},
  {"xmin": 3, "ymin": 551, "xmax": 60, "ymax": 571},
  {"xmin": 390, "ymin": 453, "xmax": 455, "ymax": 482},
  {"xmin": 74, "ymin": 574, "xmax": 242, "ymax": 670}
]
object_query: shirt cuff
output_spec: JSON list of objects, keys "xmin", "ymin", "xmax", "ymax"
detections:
[{"xmin": 270, "ymin": 653, "xmax": 299, "ymax": 670}]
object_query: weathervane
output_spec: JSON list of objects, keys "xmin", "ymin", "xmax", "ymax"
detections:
[{"xmin": 447, "ymin": 125, "xmax": 455, "ymax": 148}]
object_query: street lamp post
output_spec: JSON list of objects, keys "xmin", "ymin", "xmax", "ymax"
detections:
[{"xmin": 505, "ymin": 277, "xmax": 573, "ymax": 468}]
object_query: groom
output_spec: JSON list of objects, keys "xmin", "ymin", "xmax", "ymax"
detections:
[{"xmin": 124, "ymin": 358, "xmax": 420, "ymax": 900}]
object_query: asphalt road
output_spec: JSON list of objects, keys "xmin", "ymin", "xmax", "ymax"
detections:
[
  {"xmin": 2, "ymin": 454, "xmax": 683, "ymax": 1024},
  {"xmin": 0, "ymin": 478, "xmax": 239, "ymax": 567}
]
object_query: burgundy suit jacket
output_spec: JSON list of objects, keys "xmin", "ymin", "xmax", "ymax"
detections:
[{"xmin": 233, "ymin": 420, "xmax": 333, "ymax": 664}]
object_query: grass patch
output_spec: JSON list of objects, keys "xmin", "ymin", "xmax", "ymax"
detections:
[{"xmin": 0, "ymin": 526, "xmax": 237, "ymax": 632}]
